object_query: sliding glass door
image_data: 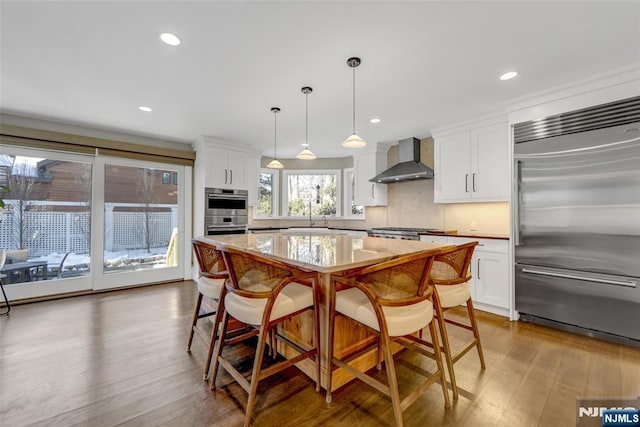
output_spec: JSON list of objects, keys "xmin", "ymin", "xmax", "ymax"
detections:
[
  {"xmin": 93, "ymin": 157, "xmax": 186, "ymax": 290},
  {"xmin": 0, "ymin": 146, "xmax": 93, "ymax": 300},
  {"xmin": 0, "ymin": 146, "xmax": 188, "ymax": 300}
]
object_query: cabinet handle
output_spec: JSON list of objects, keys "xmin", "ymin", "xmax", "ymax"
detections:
[
  {"xmin": 477, "ymin": 258, "xmax": 481, "ymax": 279},
  {"xmin": 472, "ymin": 173, "xmax": 476, "ymax": 192},
  {"xmin": 224, "ymin": 169, "xmax": 228, "ymax": 184},
  {"xmin": 521, "ymin": 268, "xmax": 637, "ymax": 288},
  {"xmin": 465, "ymin": 174, "xmax": 469, "ymax": 192},
  {"xmin": 515, "ymin": 160, "xmax": 522, "ymax": 247},
  {"xmin": 230, "ymin": 169, "xmax": 233, "ymax": 185},
  {"xmin": 371, "ymin": 184, "xmax": 375, "ymax": 199}
]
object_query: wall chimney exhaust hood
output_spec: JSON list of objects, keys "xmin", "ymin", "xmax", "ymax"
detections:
[{"xmin": 370, "ymin": 137, "xmax": 434, "ymax": 183}]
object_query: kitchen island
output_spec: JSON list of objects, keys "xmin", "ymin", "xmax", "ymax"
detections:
[{"xmin": 197, "ymin": 231, "xmax": 453, "ymax": 391}]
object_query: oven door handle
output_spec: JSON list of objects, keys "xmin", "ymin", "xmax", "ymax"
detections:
[{"xmin": 207, "ymin": 224, "xmax": 247, "ymax": 230}]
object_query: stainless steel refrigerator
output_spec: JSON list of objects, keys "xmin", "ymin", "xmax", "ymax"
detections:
[{"xmin": 514, "ymin": 96, "xmax": 640, "ymax": 344}]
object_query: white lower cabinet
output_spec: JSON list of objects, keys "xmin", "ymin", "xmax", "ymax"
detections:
[{"xmin": 420, "ymin": 235, "xmax": 510, "ymax": 317}]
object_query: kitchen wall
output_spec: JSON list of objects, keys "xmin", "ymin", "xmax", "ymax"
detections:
[
  {"xmin": 250, "ymin": 136, "xmax": 510, "ymax": 235},
  {"xmin": 385, "ymin": 137, "xmax": 444, "ymax": 229}
]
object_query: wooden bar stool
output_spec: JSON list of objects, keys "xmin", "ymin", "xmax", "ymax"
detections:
[
  {"xmin": 187, "ymin": 238, "xmax": 229, "ymax": 380},
  {"xmin": 326, "ymin": 250, "xmax": 451, "ymax": 427},
  {"xmin": 209, "ymin": 247, "xmax": 321, "ymax": 427},
  {"xmin": 429, "ymin": 241, "xmax": 485, "ymax": 400}
]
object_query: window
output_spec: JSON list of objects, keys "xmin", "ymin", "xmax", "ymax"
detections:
[
  {"xmin": 0, "ymin": 152, "xmax": 93, "ymax": 283},
  {"xmin": 344, "ymin": 168, "xmax": 364, "ymax": 218},
  {"xmin": 255, "ymin": 169, "xmax": 278, "ymax": 217},
  {"xmin": 162, "ymin": 172, "xmax": 171, "ymax": 184},
  {"xmin": 283, "ymin": 170, "xmax": 340, "ymax": 217}
]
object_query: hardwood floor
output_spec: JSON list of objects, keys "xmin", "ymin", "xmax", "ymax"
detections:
[{"xmin": 1, "ymin": 281, "xmax": 638, "ymax": 426}]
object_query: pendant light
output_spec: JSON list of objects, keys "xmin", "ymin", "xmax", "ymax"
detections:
[
  {"xmin": 342, "ymin": 57, "xmax": 366, "ymax": 148},
  {"xmin": 266, "ymin": 107, "xmax": 284, "ymax": 169},
  {"xmin": 297, "ymin": 86, "xmax": 317, "ymax": 160}
]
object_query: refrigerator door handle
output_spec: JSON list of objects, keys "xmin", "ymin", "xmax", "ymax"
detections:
[
  {"xmin": 514, "ymin": 160, "xmax": 522, "ymax": 246},
  {"xmin": 521, "ymin": 268, "xmax": 637, "ymax": 288}
]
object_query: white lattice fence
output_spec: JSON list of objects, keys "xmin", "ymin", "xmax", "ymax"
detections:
[
  {"xmin": 0, "ymin": 211, "xmax": 91, "ymax": 256},
  {"xmin": 1, "ymin": 208, "xmax": 173, "ymax": 256},
  {"xmin": 112, "ymin": 211, "xmax": 173, "ymax": 251},
  {"xmin": 0, "ymin": 210, "xmax": 13, "ymax": 249}
]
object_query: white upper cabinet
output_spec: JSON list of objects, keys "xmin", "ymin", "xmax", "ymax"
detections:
[
  {"xmin": 205, "ymin": 147, "xmax": 247, "ymax": 189},
  {"xmin": 193, "ymin": 137, "xmax": 259, "ymax": 191},
  {"xmin": 433, "ymin": 117, "xmax": 509, "ymax": 203},
  {"xmin": 353, "ymin": 143, "xmax": 390, "ymax": 206}
]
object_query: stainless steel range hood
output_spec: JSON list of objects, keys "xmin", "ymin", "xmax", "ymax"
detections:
[{"xmin": 370, "ymin": 137, "xmax": 434, "ymax": 183}]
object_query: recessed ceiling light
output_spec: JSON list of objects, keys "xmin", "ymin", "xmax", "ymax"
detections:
[
  {"xmin": 138, "ymin": 106, "xmax": 153, "ymax": 112},
  {"xmin": 500, "ymin": 71, "xmax": 518, "ymax": 81},
  {"xmin": 369, "ymin": 117, "xmax": 382, "ymax": 124},
  {"xmin": 160, "ymin": 33, "xmax": 181, "ymax": 46}
]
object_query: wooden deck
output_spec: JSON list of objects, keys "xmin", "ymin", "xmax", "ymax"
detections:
[{"xmin": 1, "ymin": 280, "xmax": 638, "ymax": 426}]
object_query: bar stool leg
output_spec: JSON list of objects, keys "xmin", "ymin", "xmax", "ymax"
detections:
[
  {"xmin": 434, "ymin": 299, "xmax": 458, "ymax": 400},
  {"xmin": 312, "ymin": 278, "xmax": 321, "ymax": 392},
  {"xmin": 325, "ymin": 280, "xmax": 337, "ymax": 403},
  {"xmin": 429, "ymin": 318, "xmax": 451, "ymax": 410},
  {"xmin": 467, "ymin": 300, "xmax": 486, "ymax": 369},
  {"xmin": 0, "ymin": 278, "xmax": 10, "ymax": 316},
  {"xmin": 380, "ymin": 330, "xmax": 404, "ymax": 427},
  {"xmin": 186, "ymin": 293, "xmax": 203, "ymax": 352},
  {"xmin": 244, "ymin": 327, "xmax": 270, "ymax": 427}
]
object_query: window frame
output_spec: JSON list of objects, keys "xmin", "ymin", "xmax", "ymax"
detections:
[
  {"xmin": 253, "ymin": 168, "xmax": 279, "ymax": 218},
  {"xmin": 343, "ymin": 167, "xmax": 364, "ymax": 219}
]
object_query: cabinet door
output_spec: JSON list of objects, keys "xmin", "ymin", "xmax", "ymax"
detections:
[
  {"xmin": 206, "ymin": 148, "xmax": 229, "ymax": 188},
  {"xmin": 474, "ymin": 250, "xmax": 509, "ymax": 308},
  {"xmin": 419, "ymin": 235, "xmax": 449, "ymax": 244},
  {"xmin": 434, "ymin": 131, "xmax": 471, "ymax": 202},
  {"xmin": 354, "ymin": 152, "xmax": 387, "ymax": 206},
  {"xmin": 226, "ymin": 151, "xmax": 247, "ymax": 190},
  {"xmin": 470, "ymin": 123, "xmax": 509, "ymax": 200}
]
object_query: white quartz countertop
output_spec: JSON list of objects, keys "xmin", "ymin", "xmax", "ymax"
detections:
[{"xmin": 198, "ymin": 232, "xmax": 452, "ymax": 273}]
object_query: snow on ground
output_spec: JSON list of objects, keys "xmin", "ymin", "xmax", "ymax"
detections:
[{"xmin": 29, "ymin": 247, "xmax": 168, "ymax": 273}]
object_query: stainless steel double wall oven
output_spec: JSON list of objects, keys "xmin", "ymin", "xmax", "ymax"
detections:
[{"xmin": 204, "ymin": 188, "xmax": 248, "ymax": 235}]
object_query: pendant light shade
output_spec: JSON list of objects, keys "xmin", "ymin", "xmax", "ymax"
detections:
[
  {"xmin": 342, "ymin": 57, "xmax": 366, "ymax": 148},
  {"xmin": 266, "ymin": 159, "xmax": 284, "ymax": 169},
  {"xmin": 267, "ymin": 107, "xmax": 284, "ymax": 169},
  {"xmin": 297, "ymin": 86, "xmax": 317, "ymax": 160}
]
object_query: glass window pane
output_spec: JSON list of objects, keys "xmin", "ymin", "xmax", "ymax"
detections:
[
  {"xmin": 257, "ymin": 172, "xmax": 273, "ymax": 216},
  {"xmin": 287, "ymin": 173, "xmax": 337, "ymax": 216},
  {"xmin": 351, "ymin": 172, "xmax": 364, "ymax": 216},
  {"xmin": 0, "ymin": 155, "xmax": 92, "ymax": 283},
  {"xmin": 103, "ymin": 165, "xmax": 178, "ymax": 274}
]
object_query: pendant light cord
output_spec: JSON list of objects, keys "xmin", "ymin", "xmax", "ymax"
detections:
[
  {"xmin": 305, "ymin": 92, "xmax": 309, "ymax": 146},
  {"xmin": 273, "ymin": 111, "xmax": 278, "ymax": 159},
  {"xmin": 352, "ymin": 66, "xmax": 356, "ymax": 134}
]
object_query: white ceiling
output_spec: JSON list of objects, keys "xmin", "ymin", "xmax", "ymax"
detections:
[{"xmin": 1, "ymin": 1, "xmax": 639, "ymax": 158}]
